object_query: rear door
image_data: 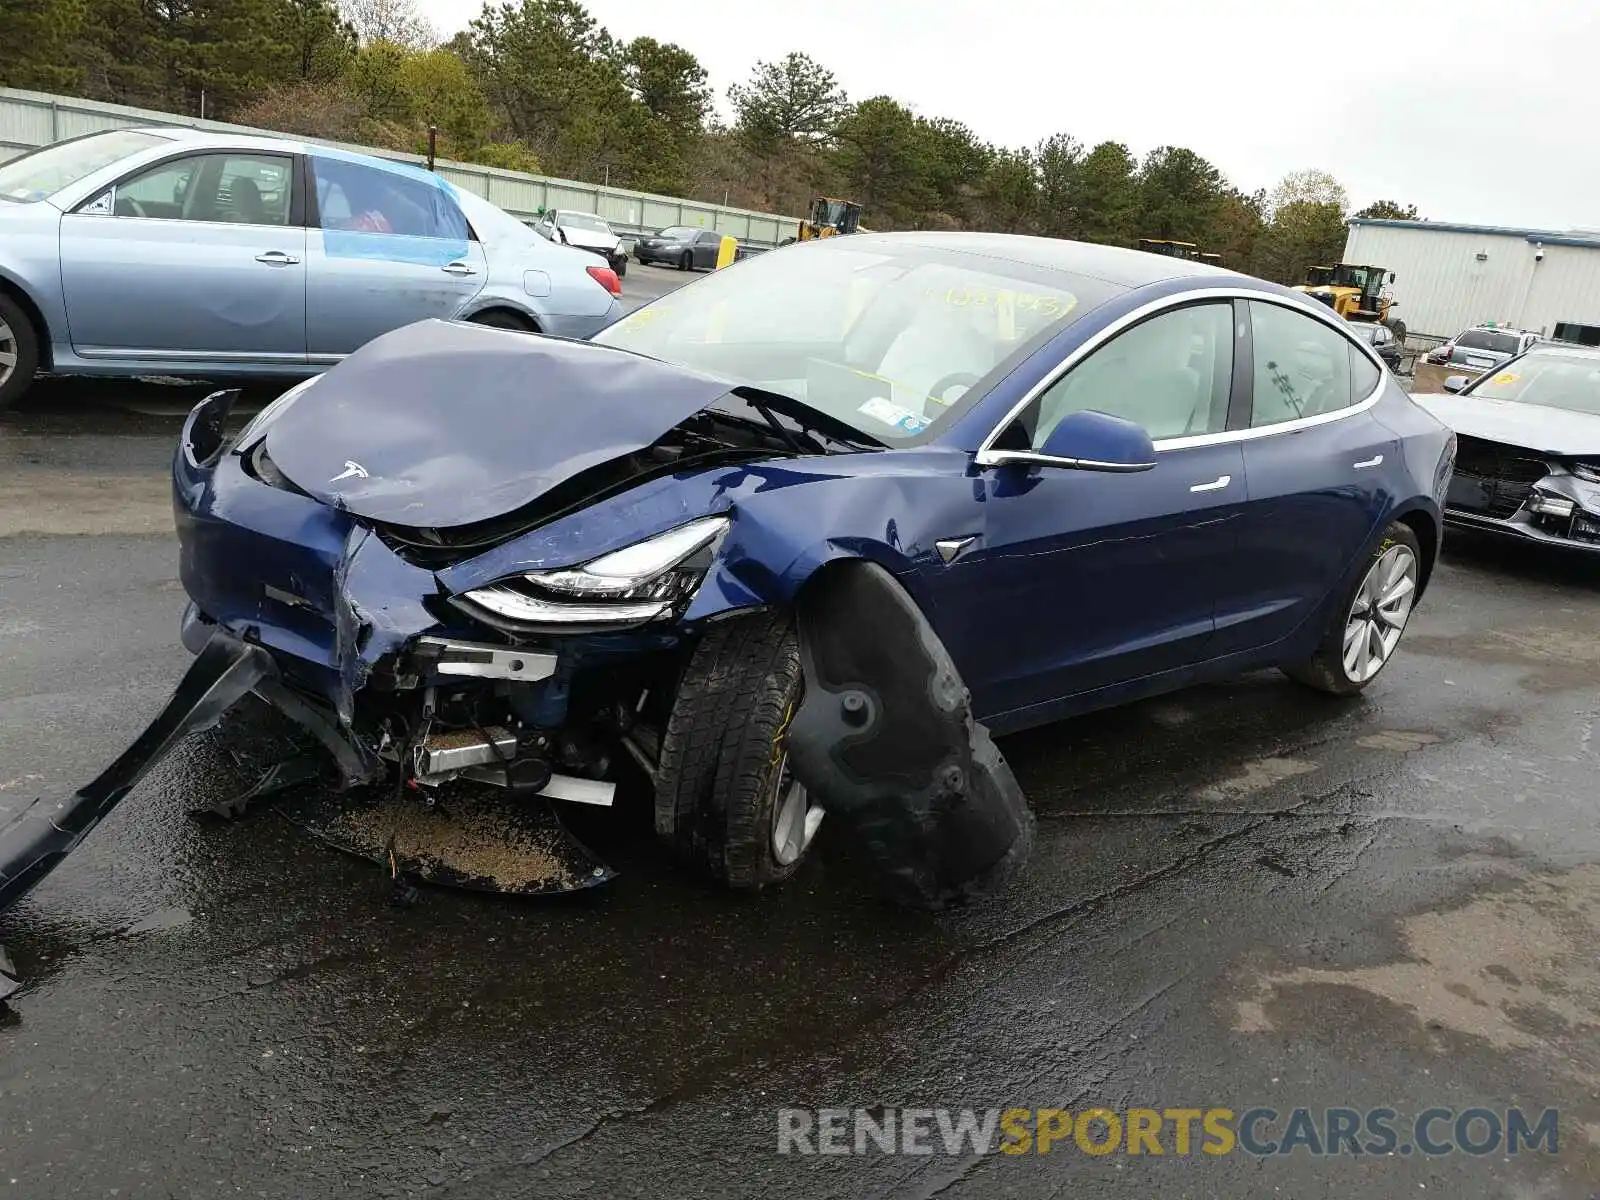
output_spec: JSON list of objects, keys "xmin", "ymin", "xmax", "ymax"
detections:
[
  {"xmin": 694, "ymin": 230, "xmax": 722, "ymax": 268},
  {"xmin": 303, "ymin": 155, "xmax": 487, "ymax": 360},
  {"xmin": 1213, "ymin": 299, "xmax": 1399, "ymax": 654},
  {"xmin": 59, "ymin": 150, "xmax": 307, "ymax": 361}
]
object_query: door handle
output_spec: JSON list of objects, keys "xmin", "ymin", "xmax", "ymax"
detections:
[
  {"xmin": 1353, "ymin": 454, "xmax": 1384, "ymax": 469},
  {"xmin": 1189, "ymin": 475, "xmax": 1232, "ymax": 493},
  {"xmin": 254, "ymin": 251, "xmax": 300, "ymax": 265},
  {"xmin": 441, "ymin": 262, "xmax": 478, "ymax": 276}
]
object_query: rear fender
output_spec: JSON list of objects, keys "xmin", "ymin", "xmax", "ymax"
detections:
[{"xmin": 785, "ymin": 560, "xmax": 1034, "ymax": 910}]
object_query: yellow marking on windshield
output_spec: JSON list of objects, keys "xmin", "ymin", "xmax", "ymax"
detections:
[
  {"xmin": 922, "ymin": 285, "xmax": 1076, "ymax": 325},
  {"xmin": 1491, "ymin": 372, "xmax": 1519, "ymax": 385},
  {"xmin": 704, "ymin": 299, "xmax": 727, "ymax": 343},
  {"xmin": 843, "ymin": 276, "xmax": 875, "ymax": 336}
]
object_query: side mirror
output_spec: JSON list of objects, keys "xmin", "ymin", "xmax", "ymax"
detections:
[
  {"xmin": 1443, "ymin": 375, "xmax": 1469, "ymax": 394},
  {"xmin": 1389, "ymin": 272, "xmax": 1397, "ymax": 284},
  {"xmin": 980, "ymin": 410, "xmax": 1157, "ymax": 472}
]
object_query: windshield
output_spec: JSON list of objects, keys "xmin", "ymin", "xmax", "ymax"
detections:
[
  {"xmin": 1455, "ymin": 330, "xmax": 1520, "ymax": 355},
  {"xmin": 1466, "ymin": 350, "xmax": 1600, "ymax": 415},
  {"xmin": 0, "ymin": 130, "xmax": 167, "ymax": 203},
  {"xmin": 559, "ymin": 212, "xmax": 610, "ymax": 234},
  {"xmin": 656, "ymin": 226, "xmax": 697, "ymax": 239},
  {"xmin": 593, "ymin": 241, "xmax": 1115, "ymax": 442}
]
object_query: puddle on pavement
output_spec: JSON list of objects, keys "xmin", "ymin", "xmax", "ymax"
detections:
[
  {"xmin": 1407, "ymin": 626, "xmax": 1600, "ymax": 694},
  {"xmin": 1233, "ymin": 864, "xmax": 1600, "ymax": 1084},
  {"xmin": 1194, "ymin": 756, "xmax": 1318, "ymax": 802},
  {"xmin": 1355, "ymin": 730, "xmax": 1442, "ymax": 752}
]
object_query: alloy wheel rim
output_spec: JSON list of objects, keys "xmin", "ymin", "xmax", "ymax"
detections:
[
  {"xmin": 1342, "ymin": 544, "xmax": 1418, "ymax": 683},
  {"xmin": 0, "ymin": 318, "xmax": 16, "ymax": 388},
  {"xmin": 770, "ymin": 755, "xmax": 823, "ymax": 866}
]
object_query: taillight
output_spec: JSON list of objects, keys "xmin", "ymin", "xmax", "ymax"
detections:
[{"xmin": 586, "ymin": 264, "xmax": 622, "ymax": 296}]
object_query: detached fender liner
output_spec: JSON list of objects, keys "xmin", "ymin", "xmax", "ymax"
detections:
[
  {"xmin": 786, "ymin": 561, "xmax": 1034, "ymax": 909},
  {"xmin": 0, "ymin": 631, "xmax": 273, "ymax": 915}
]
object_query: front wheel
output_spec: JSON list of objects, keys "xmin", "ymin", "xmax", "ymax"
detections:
[
  {"xmin": 0, "ymin": 293, "xmax": 41, "ymax": 411},
  {"xmin": 655, "ymin": 612, "xmax": 824, "ymax": 889},
  {"xmin": 678, "ymin": 251, "xmax": 692, "ymax": 271},
  {"xmin": 1284, "ymin": 522, "xmax": 1422, "ymax": 696}
]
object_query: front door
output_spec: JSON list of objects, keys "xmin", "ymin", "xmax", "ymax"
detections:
[
  {"xmin": 59, "ymin": 150, "xmax": 307, "ymax": 361},
  {"xmin": 943, "ymin": 300, "xmax": 1247, "ymax": 721},
  {"xmin": 303, "ymin": 155, "xmax": 487, "ymax": 360}
]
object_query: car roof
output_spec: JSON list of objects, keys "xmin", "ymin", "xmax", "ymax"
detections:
[
  {"xmin": 832, "ymin": 230, "xmax": 1241, "ymax": 290},
  {"xmin": 1524, "ymin": 341, "xmax": 1600, "ymax": 359},
  {"xmin": 133, "ymin": 126, "xmax": 321, "ymax": 155}
]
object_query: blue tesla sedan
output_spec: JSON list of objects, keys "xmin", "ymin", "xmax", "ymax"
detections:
[{"xmin": 0, "ymin": 232, "xmax": 1459, "ymax": 918}]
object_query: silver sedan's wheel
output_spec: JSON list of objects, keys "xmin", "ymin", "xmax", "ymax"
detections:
[
  {"xmin": 0, "ymin": 294, "xmax": 41, "ymax": 411},
  {"xmin": 1342, "ymin": 543, "xmax": 1419, "ymax": 683},
  {"xmin": 770, "ymin": 758, "xmax": 824, "ymax": 867},
  {"xmin": 0, "ymin": 317, "xmax": 17, "ymax": 389}
]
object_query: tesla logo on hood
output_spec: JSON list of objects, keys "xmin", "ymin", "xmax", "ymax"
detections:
[{"xmin": 330, "ymin": 460, "xmax": 369, "ymax": 482}]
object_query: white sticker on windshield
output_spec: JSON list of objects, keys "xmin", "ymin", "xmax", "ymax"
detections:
[{"xmin": 859, "ymin": 396, "xmax": 929, "ymax": 435}]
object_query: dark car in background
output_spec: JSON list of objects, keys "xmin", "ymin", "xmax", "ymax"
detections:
[
  {"xmin": 1413, "ymin": 342, "xmax": 1600, "ymax": 552},
  {"xmin": 1348, "ymin": 321, "xmax": 1404, "ymax": 370},
  {"xmin": 634, "ymin": 225, "xmax": 724, "ymax": 270}
]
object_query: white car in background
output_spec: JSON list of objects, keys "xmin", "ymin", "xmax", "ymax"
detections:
[{"xmin": 531, "ymin": 209, "xmax": 628, "ymax": 277}]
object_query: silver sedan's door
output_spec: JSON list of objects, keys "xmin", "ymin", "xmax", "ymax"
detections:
[
  {"xmin": 58, "ymin": 150, "xmax": 307, "ymax": 362},
  {"xmin": 303, "ymin": 154, "xmax": 487, "ymax": 360}
]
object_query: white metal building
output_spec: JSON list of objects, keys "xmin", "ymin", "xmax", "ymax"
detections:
[{"xmin": 1343, "ymin": 218, "xmax": 1600, "ymax": 340}]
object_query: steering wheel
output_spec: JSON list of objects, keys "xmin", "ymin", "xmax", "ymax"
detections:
[{"xmin": 925, "ymin": 371, "xmax": 982, "ymax": 404}]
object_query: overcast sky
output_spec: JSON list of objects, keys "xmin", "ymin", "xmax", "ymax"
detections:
[{"xmin": 416, "ymin": 0, "xmax": 1597, "ymax": 231}]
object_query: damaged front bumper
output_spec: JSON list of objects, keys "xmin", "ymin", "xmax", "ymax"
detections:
[
  {"xmin": 0, "ymin": 389, "xmax": 1038, "ymax": 938},
  {"xmin": 1443, "ymin": 469, "xmax": 1600, "ymax": 553}
]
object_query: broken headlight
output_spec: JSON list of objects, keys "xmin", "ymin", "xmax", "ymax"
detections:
[
  {"xmin": 236, "ymin": 375, "xmax": 318, "ymax": 451},
  {"xmin": 459, "ymin": 516, "xmax": 730, "ymax": 628}
]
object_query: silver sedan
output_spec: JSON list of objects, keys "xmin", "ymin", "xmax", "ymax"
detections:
[{"xmin": 0, "ymin": 128, "xmax": 625, "ymax": 408}]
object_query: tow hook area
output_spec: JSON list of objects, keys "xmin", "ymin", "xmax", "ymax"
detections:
[{"xmin": 785, "ymin": 560, "xmax": 1035, "ymax": 910}]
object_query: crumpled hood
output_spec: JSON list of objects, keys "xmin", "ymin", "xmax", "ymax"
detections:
[
  {"xmin": 1412, "ymin": 393, "xmax": 1600, "ymax": 457},
  {"xmin": 263, "ymin": 318, "xmax": 738, "ymax": 528}
]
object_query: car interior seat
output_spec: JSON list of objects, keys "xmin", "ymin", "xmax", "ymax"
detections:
[{"xmin": 229, "ymin": 177, "xmax": 265, "ymax": 224}]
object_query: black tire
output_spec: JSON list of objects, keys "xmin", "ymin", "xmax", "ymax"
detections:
[
  {"xmin": 0, "ymin": 292, "xmax": 41, "ymax": 411},
  {"xmin": 611, "ymin": 253, "xmax": 627, "ymax": 278},
  {"xmin": 1283, "ymin": 521, "xmax": 1422, "ymax": 696},
  {"xmin": 655, "ymin": 612, "xmax": 814, "ymax": 890},
  {"xmin": 468, "ymin": 309, "xmax": 537, "ymax": 333},
  {"xmin": 678, "ymin": 250, "xmax": 692, "ymax": 271}
]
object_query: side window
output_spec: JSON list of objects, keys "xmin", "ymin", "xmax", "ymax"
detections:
[
  {"xmin": 699, "ymin": 231, "xmax": 720, "ymax": 244},
  {"xmin": 1349, "ymin": 341, "xmax": 1381, "ymax": 398},
  {"xmin": 212, "ymin": 155, "xmax": 292, "ymax": 225},
  {"xmin": 1031, "ymin": 302, "xmax": 1234, "ymax": 447},
  {"xmin": 311, "ymin": 157, "xmax": 470, "ymax": 240},
  {"xmin": 110, "ymin": 156, "xmax": 204, "ymax": 220},
  {"xmin": 1248, "ymin": 301, "xmax": 1354, "ymax": 427},
  {"xmin": 107, "ymin": 153, "xmax": 291, "ymax": 224}
]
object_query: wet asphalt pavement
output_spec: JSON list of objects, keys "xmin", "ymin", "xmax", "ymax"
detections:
[{"xmin": 3, "ymin": 274, "xmax": 1600, "ymax": 1198}]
